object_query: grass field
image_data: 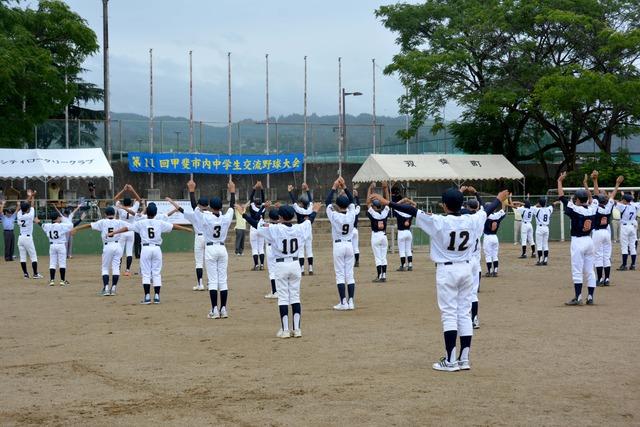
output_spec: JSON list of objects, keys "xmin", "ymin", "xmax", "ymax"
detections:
[{"xmin": 1, "ymin": 242, "xmax": 639, "ymax": 426}]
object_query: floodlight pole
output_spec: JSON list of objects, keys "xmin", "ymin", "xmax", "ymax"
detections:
[{"xmin": 102, "ymin": 0, "xmax": 111, "ymax": 164}]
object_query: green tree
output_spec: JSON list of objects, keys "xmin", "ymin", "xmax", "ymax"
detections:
[
  {"xmin": 0, "ymin": 0, "xmax": 99, "ymax": 148},
  {"xmin": 377, "ymin": 0, "xmax": 640, "ymax": 174}
]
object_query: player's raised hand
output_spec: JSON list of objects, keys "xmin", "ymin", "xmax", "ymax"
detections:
[
  {"xmin": 227, "ymin": 178, "xmax": 236, "ymax": 193},
  {"xmin": 312, "ymin": 202, "xmax": 322, "ymax": 212},
  {"xmin": 287, "ymin": 184, "xmax": 294, "ymax": 192},
  {"xmin": 352, "ymin": 189, "xmax": 358, "ymax": 197},
  {"xmin": 235, "ymin": 204, "xmax": 246, "ymax": 215},
  {"xmin": 496, "ymin": 190, "xmax": 510, "ymax": 202},
  {"xmin": 332, "ymin": 178, "xmax": 341, "ymax": 190},
  {"xmin": 459, "ymin": 186, "xmax": 468, "ymax": 193},
  {"xmin": 558, "ymin": 171, "xmax": 567, "ymax": 182},
  {"xmin": 616, "ymin": 175, "xmax": 624, "ymax": 186},
  {"xmin": 187, "ymin": 179, "xmax": 196, "ymax": 192},
  {"xmin": 591, "ymin": 170, "xmax": 599, "ymax": 180},
  {"xmin": 26, "ymin": 189, "xmax": 33, "ymax": 197}
]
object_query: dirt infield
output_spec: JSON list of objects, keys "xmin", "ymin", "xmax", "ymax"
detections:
[{"xmin": 1, "ymin": 242, "xmax": 639, "ymax": 426}]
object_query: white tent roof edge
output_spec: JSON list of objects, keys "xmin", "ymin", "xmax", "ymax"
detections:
[
  {"xmin": 352, "ymin": 154, "xmax": 524, "ymax": 183},
  {"xmin": 0, "ymin": 148, "xmax": 114, "ymax": 180}
]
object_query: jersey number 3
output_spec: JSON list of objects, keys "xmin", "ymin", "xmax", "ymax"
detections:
[
  {"xmin": 213, "ymin": 225, "xmax": 221, "ymax": 238},
  {"xmin": 447, "ymin": 231, "xmax": 470, "ymax": 251}
]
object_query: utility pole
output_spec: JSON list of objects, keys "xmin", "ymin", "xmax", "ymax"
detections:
[{"xmin": 102, "ymin": 0, "xmax": 111, "ymax": 164}]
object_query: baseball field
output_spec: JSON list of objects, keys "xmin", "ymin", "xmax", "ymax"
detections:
[{"xmin": 1, "ymin": 242, "xmax": 639, "ymax": 426}]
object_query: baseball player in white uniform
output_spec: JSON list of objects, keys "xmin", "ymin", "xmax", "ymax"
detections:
[
  {"xmin": 72, "ymin": 206, "xmax": 127, "ymax": 295},
  {"xmin": 352, "ymin": 189, "xmax": 361, "ymax": 267},
  {"xmin": 531, "ymin": 198, "xmax": 553, "ymax": 265},
  {"xmin": 615, "ymin": 191, "xmax": 639, "ymax": 271},
  {"xmin": 114, "ymin": 184, "xmax": 142, "ymax": 276},
  {"xmin": 40, "ymin": 212, "xmax": 74, "ymax": 286},
  {"xmin": 325, "ymin": 177, "xmax": 358, "ymax": 310},
  {"xmin": 460, "ymin": 186, "xmax": 482, "ymax": 329},
  {"xmin": 483, "ymin": 207, "xmax": 506, "ymax": 277},
  {"xmin": 289, "ymin": 183, "xmax": 315, "ymax": 275},
  {"xmin": 557, "ymin": 172, "xmax": 598, "ymax": 305},
  {"xmin": 16, "ymin": 190, "xmax": 43, "ymax": 279},
  {"xmin": 186, "ymin": 194, "xmax": 210, "ymax": 291},
  {"xmin": 367, "ymin": 181, "xmax": 390, "ymax": 282},
  {"xmin": 591, "ymin": 172, "xmax": 622, "ymax": 286},
  {"xmin": 248, "ymin": 182, "xmax": 266, "ymax": 270},
  {"xmin": 371, "ymin": 187, "xmax": 509, "ymax": 372},
  {"xmin": 513, "ymin": 200, "xmax": 536, "ymax": 259},
  {"xmin": 110, "ymin": 202, "xmax": 191, "ymax": 304},
  {"xmin": 246, "ymin": 203, "xmax": 319, "ymax": 338},
  {"xmin": 186, "ymin": 179, "xmax": 235, "ymax": 319}
]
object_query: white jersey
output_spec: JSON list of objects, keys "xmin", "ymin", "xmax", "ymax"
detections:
[
  {"xmin": 195, "ymin": 208, "xmax": 234, "ymax": 244},
  {"xmin": 116, "ymin": 201, "xmax": 140, "ymax": 225},
  {"xmin": 616, "ymin": 202, "xmax": 640, "ymax": 224},
  {"xmin": 326, "ymin": 204, "xmax": 357, "ymax": 241},
  {"xmin": 596, "ymin": 199, "xmax": 614, "ymax": 216},
  {"xmin": 135, "ymin": 213, "xmax": 170, "ymax": 223},
  {"xmin": 61, "ymin": 215, "xmax": 73, "ymax": 224},
  {"xmin": 182, "ymin": 208, "xmax": 207, "ymax": 234},
  {"xmin": 129, "ymin": 218, "xmax": 173, "ymax": 245},
  {"xmin": 42, "ymin": 222, "xmax": 73, "ymax": 244},
  {"xmin": 293, "ymin": 203, "xmax": 314, "ymax": 217},
  {"xmin": 415, "ymin": 210, "xmax": 487, "ymax": 263},
  {"xmin": 91, "ymin": 218, "xmax": 129, "ymax": 243},
  {"xmin": 367, "ymin": 206, "xmax": 390, "ymax": 220},
  {"xmin": 516, "ymin": 206, "xmax": 535, "ymax": 224},
  {"xmin": 256, "ymin": 220, "xmax": 312, "ymax": 259},
  {"xmin": 532, "ymin": 206, "xmax": 553, "ymax": 226},
  {"xmin": 17, "ymin": 208, "xmax": 36, "ymax": 236}
]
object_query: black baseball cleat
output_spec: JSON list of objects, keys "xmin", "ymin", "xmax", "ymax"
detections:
[
  {"xmin": 542, "ymin": 261, "xmax": 548, "ymax": 266},
  {"xmin": 301, "ymin": 271, "xmax": 305, "ymax": 276},
  {"xmin": 586, "ymin": 298, "xmax": 594, "ymax": 305},
  {"xmin": 380, "ymin": 277, "xmax": 387, "ymax": 283},
  {"xmin": 259, "ymin": 265, "xmax": 264, "ymax": 271},
  {"xmin": 354, "ymin": 261, "xmax": 359, "ymax": 268},
  {"xmin": 252, "ymin": 265, "xmax": 259, "ymax": 271},
  {"xmin": 308, "ymin": 271, "xmax": 314, "ymax": 276},
  {"xmin": 603, "ymin": 279, "xmax": 610, "ymax": 286},
  {"xmin": 407, "ymin": 266, "xmax": 413, "ymax": 271},
  {"xmin": 596, "ymin": 280, "xmax": 604, "ymax": 287},
  {"xmin": 630, "ymin": 265, "xmax": 636, "ymax": 271},
  {"xmin": 491, "ymin": 272, "xmax": 498, "ymax": 277},
  {"xmin": 535, "ymin": 261, "xmax": 542, "ymax": 266},
  {"xmin": 396, "ymin": 266, "xmax": 406, "ymax": 272},
  {"xmin": 565, "ymin": 298, "xmax": 583, "ymax": 306},
  {"xmin": 485, "ymin": 272, "xmax": 492, "ymax": 278},
  {"xmin": 518, "ymin": 254, "xmax": 527, "ymax": 259},
  {"xmin": 617, "ymin": 265, "xmax": 627, "ymax": 271}
]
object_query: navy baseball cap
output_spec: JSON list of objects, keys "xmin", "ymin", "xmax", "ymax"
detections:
[
  {"xmin": 105, "ymin": 206, "xmax": 116, "ymax": 216},
  {"xmin": 442, "ymin": 188, "xmax": 464, "ymax": 212},
  {"xmin": 123, "ymin": 197, "xmax": 132, "ymax": 207},
  {"xmin": 524, "ymin": 200, "xmax": 531, "ymax": 208},
  {"xmin": 268, "ymin": 209, "xmax": 280, "ymax": 221},
  {"xmin": 597, "ymin": 194, "xmax": 608, "ymax": 205},
  {"xmin": 279, "ymin": 205, "xmax": 295, "ymax": 221},
  {"xmin": 20, "ymin": 201, "xmax": 30, "ymax": 212},
  {"xmin": 574, "ymin": 189, "xmax": 589, "ymax": 203},
  {"xmin": 298, "ymin": 194, "xmax": 309, "ymax": 206},
  {"xmin": 538, "ymin": 197, "xmax": 547, "ymax": 207},
  {"xmin": 209, "ymin": 197, "xmax": 223, "ymax": 210},
  {"xmin": 146, "ymin": 202, "xmax": 158, "ymax": 217},
  {"xmin": 467, "ymin": 199, "xmax": 479, "ymax": 210},
  {"xmin": 372, "ymin": 199, "xmax": 382, "ymax": 209},
  {"xmin": 50, "ymin": 212, "xmax": 60, "ymax": 221},
  {"xmin": 623, "ymin": 194, "xmax": 633, "ymax": 203},
  {"xmin": 336, "ymin": 195, "xmax": 350, "ymax": 209},
  {"xmin": 197, "ymin": 197, "xmax": 208, "ymax": 207}
]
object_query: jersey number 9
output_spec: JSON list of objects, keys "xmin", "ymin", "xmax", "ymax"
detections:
[{"xmin": 341, "ymin": 224, "xmax": 349, "ymax": 235}]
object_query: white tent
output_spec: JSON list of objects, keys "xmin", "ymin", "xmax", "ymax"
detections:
[
  {"xmin": 352, "ymin": 154, "xmax": 524, "ymax": 184},
  {"xmin": 0, "ymin": 148, "xmax": 113, "ymax": 180}
]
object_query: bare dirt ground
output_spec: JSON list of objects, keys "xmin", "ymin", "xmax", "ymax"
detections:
[{"xmin": 1, "ymin": 242, "xmax": 639, "ymax": 426}]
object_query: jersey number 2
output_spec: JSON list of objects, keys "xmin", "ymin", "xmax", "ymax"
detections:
[{"xmin": 447, "ymin": 231, "xmax": 470, "ymax": 251}]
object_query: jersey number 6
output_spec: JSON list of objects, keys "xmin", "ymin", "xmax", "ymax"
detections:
[
  {"xmin": 447, "ymin": 231, "xmax": 470, "ymax": 251},
  {"xmin": 148, "ymin": 227, "xmax": 155, "ymax": 238}
]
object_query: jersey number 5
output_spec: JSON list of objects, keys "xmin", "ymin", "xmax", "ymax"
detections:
[{"xmin": 447, "ymin": 231, "xmax": 470, "ymax": 251}]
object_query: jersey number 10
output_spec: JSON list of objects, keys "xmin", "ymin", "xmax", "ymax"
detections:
[{"xmin": 281, "ymin": 238, "xmax": 299, "ymax": 255}]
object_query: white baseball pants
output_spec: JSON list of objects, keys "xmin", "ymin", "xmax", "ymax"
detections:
[
  {"xmin": 591, "ymin": 229, "xmax": 612, "ymax": 268},
  {"xmin": 102, "ymin": 242, "xmax": 123, "ymax": 275},
  {"xmin": 351, "ymin": 228, "xmax": 359, "ymax": 255},
  {"xmin": 140, "ymin": 245, "xmax": 163, "ymax": 287},
  {"xmin": 535, "ymin": 225, "xmax": 549, "ymax": 251},
  {"xmin": 120, "ymin": 231, "xmax": 135, "ymax": 257},
  {"xmin": 436, "ymin": 262, "xmax": 473, "ymax": 336},
  {"xmin": 194, "ymin": 234, "xmax": 205, "ymax": 268},
  {"xmin": 520, "ymin": 222, "xmax": 534, "ymax": 246},
  {"xmin": 48, "ymin": 243, "xmax": 67, "ymax": 269},
  {"xmin": 620, "ymin": 223, "xmax": 637, "ymax": 255},
  {"xmin": 332, "ymin": 240, "xmax": 355, "ymax": 284},
  {"xmin": 18, "ymin": 235, "xmax": 37, "ymax": 262},
  {"xmin": 275, "ymin": 260, "xmax": 302, "ymax": 305},
  {"xmin": 397, "ymin": 229, "xmax": 413, "ymax": 258},
  {"xmin": 471, "ymin": 259, "xmax": 480, "ymax": 303},
  {"xmin": 371, "ymin": 231, "xmax": 388, "ymax": 266},
  {"xmin": 570, "ymin": 236, "xmax": 596, "ymax": 287},
  {"xmin": 249, "ymin": 227, "xmax": 265, "ymax": 256},
  {"xmin": 205, "ymin": 244, "xmax": 229, "ymax": 291},
  {"xmin": 266, "ymin": 244, "xmax": 276, "ymax": 280},
  {"xmin": 301, "ymin": 231, "xmax": 313, "ymax": 259},
  {"xmin": 483, "ymin": 234, "xmax": 499, "ymax": 262}
]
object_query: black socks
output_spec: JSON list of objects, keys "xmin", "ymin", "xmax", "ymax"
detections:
[
  {"xmin": 337, "ymin": 283, "xmax": 346, "ymax": 301},
  {"xmin": 521, "ymin": 245, "xmax": 526, "ymax": 256},
  {"xmin": 347, "ymin": 283, "xmax": 355, "ymax": 299},
  {"xmin": 259, "ymin": 254, "xmax": 265, "ymax": 266},
  {"xmin": 220, "ymin": 290, "xmax": 228, "ymax": 308},
  {"xmin": 32, "ymin": 261, "xmax": 38, "ymax": 275},
  {"xmin": 622, "ymin": 254, "xmax": 628, "ymax": 266},
  {"xmin": 400, "ymin": 256, "xmax": 406, "ymax": 266},
  {"xmin": 143, "ymin": 283, "xmax": 151, "ymax": 295},
  {"xmin": 531, "ymin": 245, "xmax": 536, "ymax": 256},
  {"xmin": 209, "ymin": 290, "xmax": 218, "ymax": 308},
  {"xmin": 126, "ymin": 256, "xmax": 132, "ymax": 270},
  {"xmin": 354, "ymin": 253, "xmax": 359, "ymax": 264},
  {"xmin": 270, "ymin": 279, "xmax": 277, "ymax": 294},
  {"xmin": 102, "ymin": 274, "xmax": 109, "ymax": 288},
  {"xmin": 574, "ymin": 283, "xmax": 582, "ymax": 299},
  {"xmin": 154, "ymin": 286, "xmax": 160, "ymax": 295},
  {"xmin": 604, "ymin": 266, "xmax": 611, "ymax": 280},
  {"xmin": 376, "ymin": 265, "xmax": 382, "ymax": 277},
  {"xmin": 60, "ymin": 268, "xmax": 66, "ymax": 281},
  {"xmin": 50, "ymin": 268, "xmax": 55, "ymax": 281},
  {"xmin": 486, "ymin": 262, "xmax": 492, "ymax": 273},
  {"xmin": 253, "ymin": 254, "xmax": 259, "ymax": 267},
  {"xmin": 444, "ymin": 330, "xmax": 457, "ymax": 363},
  {"xmin": 279, "ymin": 304, "xmax": 289, "ymax": 329},
  {"xmin": 471, "ymin": 301, "xmax": 478, "ymax": 319},
  {"xmin": 21, "ymin": 262, "xmax": 28, "ymax": 275},
  {"xmin": 596, "ymin": 266, "xmax": 603, "ymax": 282}
]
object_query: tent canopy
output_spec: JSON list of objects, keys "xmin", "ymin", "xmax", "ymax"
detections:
[
  {"xmin": 351, "ymin": 154, "xmax": 524, "ymax": 183},
  {"xmin": 0, "ymin": 148, "xmax": 113, "ymax": 180}
]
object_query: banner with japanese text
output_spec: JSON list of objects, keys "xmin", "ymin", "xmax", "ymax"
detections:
[{"xmin": 128, "ymin": 152, "xmax": 303, "ymax": 175}]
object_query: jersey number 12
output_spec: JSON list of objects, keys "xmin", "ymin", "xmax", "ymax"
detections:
[{"xmin": 447, "ymin": 231, "xmax": 470, "ymax": 251}]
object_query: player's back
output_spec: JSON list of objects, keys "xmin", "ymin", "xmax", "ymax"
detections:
[
  {"xmin": 426, "ymin": 213, "xmax": 485, "ymax": 263},
  {"xmin": 534, "ymin": 206, "xmax": 553, "ymax": 226},
  {"xmin": 17, "ymin": 208, "xmax": 35, "ymax": 235},
  {"xmin": 200, "ymin": 210, "xmax": 233, "ymax": 243},
  {"xmin": 117, "ymin": 201, "xmax": 139, "ymax": 224},
  {"xmin": 42, "ymin": 222, "xmax": 72, "ymax": 244},
  {"xmin": 267, "ymin": 223, "xmax": 308, "ymax": 259},
  {"xmin": 92, "ymin": 218, "xmax": 125, "ymax": 243},
  {"xmin": 327, "ymin": 206, "xmax": 356, "ymax": 241},
  {"xmin": 133, "ymin": 218, "xmax": 171, "ymax": 245}
]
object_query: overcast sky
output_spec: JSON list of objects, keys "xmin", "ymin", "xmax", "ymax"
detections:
[{"xmin": 60, "ymin": 0, "xmax": 440, "ymax": 122}]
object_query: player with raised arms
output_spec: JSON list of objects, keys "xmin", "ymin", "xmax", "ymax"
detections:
[
  {"xmin": 114, "ymin": 184, "xmax": 142, "ymax": 277},
  {"xmin": 367, "ymin": 181, "xmax": 390, "ymax": 283},
  {"xmin": 288, "ymin": 182, "xmax": 315, "ymax": 275},
  {"xmin": 16, "ymin": 189, "xmax": 42, "ymax": 279},
  {"xmin": 248, "ymin": 181, "xmax": 266, "ymax": 271},
  {"xmin": 370, "ymin": 187, "xmax": 509, "ymax": 372},
  {"xmin": 40, "ymin": 211, "xmax": 74, "ymax": 286}
]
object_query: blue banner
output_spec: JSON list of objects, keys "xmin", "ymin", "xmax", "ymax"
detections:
[{"xmin": 128, "ymin": 152, "xmax": 304, "ymax": 175}]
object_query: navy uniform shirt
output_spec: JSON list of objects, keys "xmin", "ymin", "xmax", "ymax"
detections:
[
  {"xmin": 353, "ymin": 196, "xmax": 360, "ymax": 228},
  {"xmin": 484, "ymin": 210, "xmax": 506, "ymax": 235},
  {"xmin": 593, "ymin": 199, "xmax": 614, "ymax": 231},
  {"xmin": 367, "ymin": 206, "xmax": 390, "ymax": 232},
  {"xmin": 394, "ymin": 210, "xmax": 413, "ymax": 230},
  {"xmin": 560, "ymin": 196, "xmax": 596, "ymax": 237}
]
